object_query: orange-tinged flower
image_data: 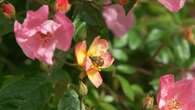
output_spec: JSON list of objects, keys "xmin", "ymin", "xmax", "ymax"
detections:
[
  {"xmin": 75, "ymin": 37, "xmax": 114, "ymax": 88},
  {"xmin": 55, "ymin": 0, "xmax": 71, "ymax": 13}
]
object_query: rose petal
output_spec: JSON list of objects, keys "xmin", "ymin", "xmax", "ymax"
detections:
[
  {"xmin": 38, "ymin": 20, "xmax": 60, "ymax": 34},
  {"xmin": 75, "ymin": 41, "xmax": 87, "ymax": 66},
  {"xmin": 36, "ymin": 37, "xmax": 57, "ymax": 65},
  {"xmin": 103, "ymin": 4, "xmax": 134, "ymax": 37},
  {"xmin": 158, "ymin": 0, "xmax": 186, "ymax": 12},
  {"xmin": 14, "ymin": 21, "xmax": 39, "ymax": 59},
  {"xmin": 157, "ymin": 74, "xmax": 195, "ymax": 110},
  {"xmin": 83, "ymin": 56, "xmax": 93, "ymax": 71},
  {"xmin": 87, "ymin": 36, "xmax": 109, "ymax": 57},
  {"xmin": 87, "ymin": 68, "xmax": 103, "ymax": 88},
  {"xmin": 101, "ymin": 52, "xmax": 114, "ymax": 68},
  {"xmin": 23, "ymin": 5, "xmax": 49, "ymax": 29},
  {"xmin": 54, "ymin": 12, "xmax": 74, "ymax": 51},
  {"xmin": 157, "ymin": 74, "xmax": 175, "ymax": 109}
]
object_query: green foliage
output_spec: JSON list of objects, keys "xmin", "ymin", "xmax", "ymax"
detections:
[
  {"xmin": 0, "ymin": 75, "xmax": 52, "ymax": 110},
  {"xmin": 58, "ymin": 90, "xmax": 80, "ymax": 110}
]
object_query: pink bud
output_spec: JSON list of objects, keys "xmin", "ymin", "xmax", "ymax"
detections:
[{"xmin": 1, "ymin": 3, "xmax": 16, "ymax": 19}]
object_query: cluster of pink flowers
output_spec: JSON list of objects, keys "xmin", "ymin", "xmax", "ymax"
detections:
[{"xmin": 3, "ymin": 1, "xmax": 195, "ymax": 109}]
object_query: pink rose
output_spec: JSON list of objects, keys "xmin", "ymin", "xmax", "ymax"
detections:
[
  {"xmin": 14, "ymin": 5, "xmax": 74, "ymax": 65},
  {"xmin": 157, "ymin": 74, "xmax": 195, "ymax": 110},
  {"xmin": 103, "ymin": 4, "xmax": 134, "ymax": 38}
]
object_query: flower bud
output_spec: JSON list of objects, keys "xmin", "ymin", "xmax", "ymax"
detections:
[
  {"xmin": 183, "ymin": 27, "xmax": 195, "ymax": 45},
  {"xmin": 1, "ymin": 3, "xmax": 15, "ymax": 19},
  {"xmin": 118, "ymin": 0, "xmax": 128, "ymax": 6},
  {"xmin": 55, "ymin": 0, "xmax": 71, "ymax": 13},
  {"xmin": 143, "ymin": 95, "xmax": 154, "ymax": 110},
  {"xmin": 79, "ymin": 81, "xmax": 88, "ymax": 96}
]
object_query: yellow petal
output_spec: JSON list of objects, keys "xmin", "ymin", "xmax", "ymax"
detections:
[
  {"xmin": 87, "ymin": 36, "xmax": 109, "ymax": 56},
  {"xmin": 75, "ymin": 41, "xmax": 87, "ymax": 66},
  {"xmin": 87, "ymin": 68, "xmax": 103, "ymax": 88}
]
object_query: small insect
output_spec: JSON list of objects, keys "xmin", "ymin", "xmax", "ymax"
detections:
[{"xmin": 89, "ymin": 56, "xmax": 104, "ymax": 67}]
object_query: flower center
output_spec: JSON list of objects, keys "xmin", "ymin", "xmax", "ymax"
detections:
[
  {"xmin": 89, "ymin": 56, "xmax": 104, "ymax": 67},
  {"xmin": 166, "ymin": 99, "xmax": 182, "ymax": 110},
  {"xmin": 39, "ymin": 32, "xmax": 53, "ymax": 46}
]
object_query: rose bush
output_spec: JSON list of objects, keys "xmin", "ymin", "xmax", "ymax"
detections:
[{"xmin": 0, "ymin": 0, "xmax": 195, "ymax": 110}]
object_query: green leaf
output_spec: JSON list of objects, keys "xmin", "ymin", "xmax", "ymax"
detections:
[
  {"xmin": 147, "ymin": 29, "xmax": 163, "ymax": 43},
  {"xmin": 0, "ymin": 75, "xmax": 52, "ymax": 110},
  {"xmin": 113, "ymin": 35, "xmax": 128, "ymax": 48},
  {"xmin": 156, "ymin": 47, "xmax": 174, "ymax": 64},
  {"xmin": 130, "ymin": 84, "xmax": 144, "ymax": 96},
  {"xmin": 128, "ymin": 31, "xmax": 142, "ymax": 50},
  {"xmin": 112, "ymin": 49, "xmax": 128, "ymax": 62},
  {"xmin": 116, "ymin": 64, "xmax": 136, "ymax": 74},
  {"xmin": 99, "ymin": 102, "xmax": 117, "ymax": 110},
  {"xmin": 58, "ymin": 89, "xmax": 80, "ymax": 110},
  {"xmin": 73, "ymin": 16, "xmax": 87, "ymax": 41},
  {"xmin": 116, "ymin": 75, "xmax": 134, "ymax": 101},
  {"xmin": 0, "ymin": 12, "xmax": 13, "ymax": 37},
  {"xmin": 172, "ymin": 38, "xmax": 190, "ymax": 62}
]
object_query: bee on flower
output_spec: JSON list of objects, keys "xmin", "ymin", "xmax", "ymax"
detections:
[{"xmin": 75, "ymin": 36, "xmax": 114, "ymax": 88}]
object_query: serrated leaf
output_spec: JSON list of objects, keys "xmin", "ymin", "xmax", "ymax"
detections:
[
  {"xmin": 0, "ymin": 75, "xmax": 52, "ymax": 110},
  {"xmin": 58, "ymin": 90, "xmax": 80, "ymax": 110}
]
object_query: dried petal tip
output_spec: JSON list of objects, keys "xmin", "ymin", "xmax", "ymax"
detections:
[{"xmin": 1, "ymin": 3, "xmax": 16, "ymax": 19}]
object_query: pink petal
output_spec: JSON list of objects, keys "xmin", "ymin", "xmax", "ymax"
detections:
[
  {"xmin": 87, "ymin": 36, "xmax": 109, "ymax": 57},
  {"xmin": 157, "ymin": 74, "xmax": 175, "ymax": 109},
  {"xmin": 101, "ymin": 52, "xmax": 114, "ymax": 68},
  {"xmin": 157, "ymin": 74, "xmax": 195, "ymax": 110},
  {"xmin": 36, "ymin": 38, "xmax": 57, "ymax": 65},
  {"xmin": 87, "ymin": 69, "xmax": 103, "ymax": 88},
  {"xmin": 23, "ymin": 5, "xmax": 49, "ymax": 29},
  {"xmin": 54, "ymin": 12, "xmax": 74, "ymax": 51},
  {"xmin": 158, "ymin": 0, "xmax": 186, "ymax": 12},
  {"xmin": 38, "ymin": 20, "xmax": 60, "ymax": 34},
  {"xmin": 75, "ymin": 41, "xmax": 87, "ymax": 66},
  {"xmin": 103, "ymin": 4, "xmax": 134, "ymax": 37},
  {"xmin": 83, "ymin": 57, "xmax": 93, "ymax": 71},
  {"xmin": 14, "ymin": 21, "xmax": 39, "ymax": 59}
]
